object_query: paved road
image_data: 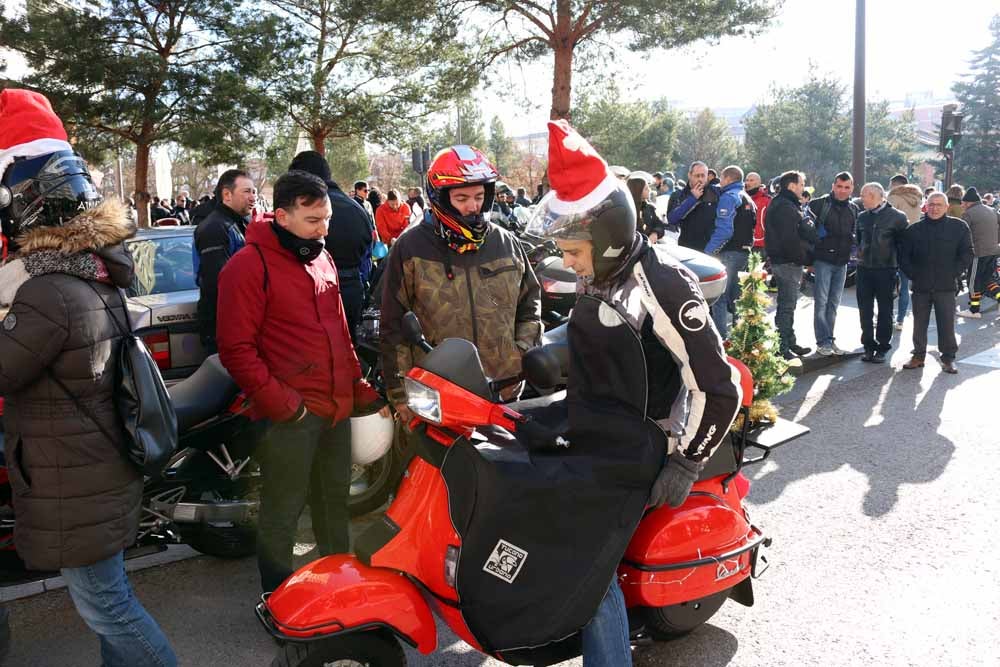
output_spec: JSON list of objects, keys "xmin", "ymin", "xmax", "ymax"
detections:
[{"xmin": 5, "ymin": 287, "xmax": 1000, "ymax": 666}]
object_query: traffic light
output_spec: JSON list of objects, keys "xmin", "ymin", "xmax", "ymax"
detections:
[
  {"xmin": 864, "ymin": 147, "xmax": 872, "ymax": 169},
  {"xmin": 939, "ymin": 104, "xmax": 963, "ymax": 154}
]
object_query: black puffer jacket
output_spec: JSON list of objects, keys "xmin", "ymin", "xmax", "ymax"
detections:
[
  {"xmin": 856, "ymin": 202, "xmax": 909, "ymax": 268},
  {"xmin": 898, "ymin": 214, "xmax": 974, "ymax": 293},
  {"xmin": 0, "ymin": 201, "xmax": 142, "ymax": 570}
]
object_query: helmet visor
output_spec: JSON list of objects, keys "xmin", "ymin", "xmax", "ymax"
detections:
[
  {"xmin": 4, "ymin": 151, "xmax": 100, "ymax": 231},
  {"xmin": 524, "ymin": 180, "xmax": 633, "ymax": 243}
]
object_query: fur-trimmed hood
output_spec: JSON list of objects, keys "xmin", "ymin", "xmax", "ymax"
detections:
[
  {"xmin": 0, "ymin": 200, "xmax": 135, "ymax": 305},
  {"xmin": 888, "ymin": 184, "xmax": 923, "ymax": 208},
  {"xmin": 14, "ymin": 199, "xmax": 135, "ymax": 255}
]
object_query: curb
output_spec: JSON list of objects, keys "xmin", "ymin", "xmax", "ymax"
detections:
[{"xmin": 0, "ymin": 545, "xmax": 199, "ymax": 603}]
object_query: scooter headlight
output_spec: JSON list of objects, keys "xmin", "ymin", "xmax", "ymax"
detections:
[{"xmin": 403, "ymin": 377, "xmax": 441, "ymax": 424}]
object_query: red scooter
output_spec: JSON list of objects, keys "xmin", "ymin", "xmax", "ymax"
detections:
[{"xmin": 257, "ymin": 314, "xmax": 805, "ymax": 666}]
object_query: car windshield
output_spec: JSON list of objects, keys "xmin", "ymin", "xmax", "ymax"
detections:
[{"xmin": 126, "ymin": 234, "xmax": 197, "ymax": 296}]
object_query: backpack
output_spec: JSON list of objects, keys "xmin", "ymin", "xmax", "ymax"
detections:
[{"xmin": 48, "ymin": 281, "xmax": 178, "ymax": 477}]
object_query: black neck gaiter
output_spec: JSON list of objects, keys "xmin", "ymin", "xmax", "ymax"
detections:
[{"xmin": 271, "ymin": 222, "xmax": 325, "ymax": 263}]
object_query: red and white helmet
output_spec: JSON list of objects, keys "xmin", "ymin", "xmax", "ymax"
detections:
[{"xmin": 426, "ymin": 145, "xmax": 498, "ymax": 253}]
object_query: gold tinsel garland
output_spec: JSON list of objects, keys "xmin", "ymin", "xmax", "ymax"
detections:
[{"xmin": 730, "ymin": 399, "xmax": 780, "ymax": 432}]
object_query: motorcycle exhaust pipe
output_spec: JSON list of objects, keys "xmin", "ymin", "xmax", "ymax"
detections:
[{"xmin": 158, "ymin": 500, "xmax": 256, "ymax": 524}]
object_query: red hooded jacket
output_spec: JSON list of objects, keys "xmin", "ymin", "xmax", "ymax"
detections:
[
  {"xmin": 749, "ymin": 187, "xmax": 772, "ymax": 248},
  {"xmin": 216, "ymin": 220, "xmax": 376, "ymax": 424}
]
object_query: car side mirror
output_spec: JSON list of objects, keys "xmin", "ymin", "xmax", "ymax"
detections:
[
  {"xmin": 522, "ymin": 345, "xmax": 564, "ymax": 389},
  {"xmin": 402, "ymin": 312, "xmax": 432, "ymax": 352}
]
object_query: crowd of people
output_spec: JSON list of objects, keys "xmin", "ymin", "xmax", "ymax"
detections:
[
  {"xmin": 615, "ymin": 160, "xmax": 997, "ymax": 374},
  {"xmin": 0, "ymin": 85, "xmax": 995, "ymax": 667}
]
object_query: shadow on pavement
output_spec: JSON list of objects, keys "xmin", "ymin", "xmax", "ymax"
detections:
[
  {"xmin": 633, "ymin": 623, "xmax": 738, "ymax": 666},
  {"xmin": 749, "ymin": 363, "xmax": 986, "ymax": 517}
]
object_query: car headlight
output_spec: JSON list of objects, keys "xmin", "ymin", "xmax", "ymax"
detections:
[{"xmin": 403, "ymin": 377, "xmax": 441, "ymax": 424}]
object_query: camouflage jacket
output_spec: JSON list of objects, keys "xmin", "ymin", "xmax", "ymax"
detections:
[{"xmin": 380, "ymin": 221, "xmax": 542, "ymax": 404}]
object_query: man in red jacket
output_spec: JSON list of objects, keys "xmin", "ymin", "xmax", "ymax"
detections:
[
  {"xmin": 745, "ymin": 171, "xmax": 771, "ymax": 251},
  {"xmin": 217, "ymin": 171, "xmax": 385, "ymax": 592}
]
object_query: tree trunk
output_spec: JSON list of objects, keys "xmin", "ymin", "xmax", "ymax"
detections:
[
  {"xmin": 312, "ymin": 131, "xmax": 327, "ymax": 155},
  {"xmin": 550, "ymin": 43, "xmax": 574, "ymax": 121},
  {"xmin": 549, "ymin": 0, "xmax": 574, "ymax": 121},
  {"xmin": 134, "ymin": 142, "xmax": 151, "ymax": 229}
]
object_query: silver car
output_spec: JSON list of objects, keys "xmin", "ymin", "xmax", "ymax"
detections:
[{"xmin": 125, "ymin": 227, "xmax": 207, "ymax": 383}]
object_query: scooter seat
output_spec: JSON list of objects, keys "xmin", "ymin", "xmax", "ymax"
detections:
[{"xmin": 168, "ymin": 355, "xmax": 240, "ymax": 432}]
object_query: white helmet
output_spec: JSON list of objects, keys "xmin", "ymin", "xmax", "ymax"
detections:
[{"xmin": 350, "ymin": 410, "xmax": 395, "ymax": 465}]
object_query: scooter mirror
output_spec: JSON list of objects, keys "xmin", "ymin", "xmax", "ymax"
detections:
[
  {"xmin": 522, "ymin": 345, "xmax": 564, "ymax": 389},
  {"xmin": 401, "ymin": 312, "xmax": 432, "ymax": 352}
]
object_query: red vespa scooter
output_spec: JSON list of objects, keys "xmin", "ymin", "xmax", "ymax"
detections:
[{"xmin": 257, "ymin": 314, "xmax": 804, "ymax": 666}]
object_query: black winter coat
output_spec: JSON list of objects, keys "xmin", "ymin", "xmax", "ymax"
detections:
[
  {"xmin": 0, "ymin": 201, "xmax": 142, "ymax": 570},
  {"xmin": 765, "ymin": 189, "xmax": 815, "ymax": 265},
  {"xmin": 898, "ymin": 215, "xmax": 974, "ymax": 293},
  {"xmin": 856, "ymin": 203, "xmax": 909, "ymax": 269},
  {"xmin": 324, "ymin": 179, "xmax": 374, "ymax": 271},
  {"xmin": 808, "ymin": 194, "xmax": 858, "ymax": 265}
]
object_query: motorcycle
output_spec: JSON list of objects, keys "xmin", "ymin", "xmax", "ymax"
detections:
[
  {"xmin": 0, "ymin": 355, "xmax": 262, "ymax": 569},
  {"xmin": 256, "ymin": 313, "xmax": 806, "ymax": 666}
]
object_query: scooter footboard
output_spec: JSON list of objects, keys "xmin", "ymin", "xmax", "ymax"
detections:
[{"xmin": 255, "ymin": 554, "xmax": 437, "ymax": 654}]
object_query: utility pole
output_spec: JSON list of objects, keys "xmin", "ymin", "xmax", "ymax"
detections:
[{"xmin": 851, "ymin": 0, "xmax": 866, "ymax": 190}]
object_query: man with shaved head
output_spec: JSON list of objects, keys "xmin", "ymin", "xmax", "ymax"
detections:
[
  {"xmin": 898, "ymin": 192, "xmax": 973, "ymax": 374},
  {"xmin": 745, "ymin": 171, "xmax": 771, "ymax": 253}
]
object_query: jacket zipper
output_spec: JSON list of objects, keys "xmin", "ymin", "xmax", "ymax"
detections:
[{"xmin": 465, "ymin": 265, "xmax": 479, "ymax": 346}]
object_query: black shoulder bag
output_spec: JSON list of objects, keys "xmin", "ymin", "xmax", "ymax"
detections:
[{"xmin": 47, "ymin": 281, "xmax": 178, "ymax": 477}]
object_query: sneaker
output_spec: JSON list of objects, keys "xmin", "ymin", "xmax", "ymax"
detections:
[
  {"xmin": 872, "ymin": 351, "xmax": 887, "ymax": 364},
  {"xmin": 781, "ymin": 349, "xmax": 797, "ymax": 361},
  {"xmin": 893, "ymin": 321, "xmax": 904, "ymax": 331},
  {"xmin": 789, "ymin": 344, "xmax": 812, "ymax": 357},
  {"xmin": 816, "ymin": 346, "xmax": 835, "ymax": 357},
  {"xmin": 830, "ymin": 343, "xmax": 848, "ymax": 355},
  {"xmin": 862, "ymin": 350, "xmax": 876, "ymax": 363},
  {"xmin": 958, "ymin": 309, "xmax": 981, "ymax": 319}
]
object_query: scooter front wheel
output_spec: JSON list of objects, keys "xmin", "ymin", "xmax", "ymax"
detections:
[
  {"xmin": 643, "ymin": 588, "xmax": 730, "ymax": 639},
  {"xmin": 271, "ymin": 631, "xmax": 406, "ymax": 667}
]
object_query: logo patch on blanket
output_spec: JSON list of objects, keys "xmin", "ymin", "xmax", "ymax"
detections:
[{"xmin": 483, "ymin": 539, "xmax": 528, "ymax": 584}]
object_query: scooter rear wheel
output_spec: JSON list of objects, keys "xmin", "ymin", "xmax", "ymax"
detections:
[
  {"xmin": 643, "ymin": 588, "xmax": 730, "ymax": 639},
  {"xmin": 271, "ymin": 631, "xmax": 405, "ymax": 667}
]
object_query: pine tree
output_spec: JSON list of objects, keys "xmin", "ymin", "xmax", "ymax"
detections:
[
  {"xmin": 727, "ymin": 252, "xmax": 795, "ymax": 428},
  {"xmin": 953, "ymin": 15, "xmax": 1000, "ymax": 191}
]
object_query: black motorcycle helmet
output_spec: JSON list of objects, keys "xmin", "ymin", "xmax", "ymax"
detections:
[
  {"xmin": 0, "ymin": 149, "xmax": 101, "ymax": 243},
  {"xmin": 527, "ymin": 183, "xmax": 636, "ymax": 285},
  {"xmin": 526, "ymin": 119, "xmax": 637, "ymax": 284}
]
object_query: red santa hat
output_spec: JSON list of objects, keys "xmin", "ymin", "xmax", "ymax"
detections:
[
  {"xmin": 545, "ymin": 119, "xmax": 620, "ymax": 216},
  {"xmin": 0, "ymin": 89, "xmax": 72, "ymax": 178}
]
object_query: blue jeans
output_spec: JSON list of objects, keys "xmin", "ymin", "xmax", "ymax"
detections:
[
  {"xmin": 581, "ymin": 578, "xmax": 631, "ymax": 667},
  {"xmin": 897, "ymin": 271, "xmax": 910, "ymax": 322},
  {"xmin": 771, "ymin": 263, "xmax": 803, "ymax": 352},
  {"xmin": 812, "ymin": 260, "xmax": 848, "ymax": 347},
  {"xmin": 710, "ymin": 250, "xmax": 749, "ymax": 339},
  {"xmin": 61, "ymin": 551, "xmax": 177, "ymax": 667}
]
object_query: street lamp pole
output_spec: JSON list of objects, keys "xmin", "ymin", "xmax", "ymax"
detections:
[{"xmin": 852, "ymin": 0, "xmax": 866, "ymax": 190}]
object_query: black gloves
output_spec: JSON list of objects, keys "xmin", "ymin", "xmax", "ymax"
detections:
[{"xmin": 648, "ymin": 452, "xmax": 705, "ymax": 509}]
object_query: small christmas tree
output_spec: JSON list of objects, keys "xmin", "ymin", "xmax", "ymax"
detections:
[{"xmin": 727, "ymin": 252, "xmax": 795, "ymax": 428}]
